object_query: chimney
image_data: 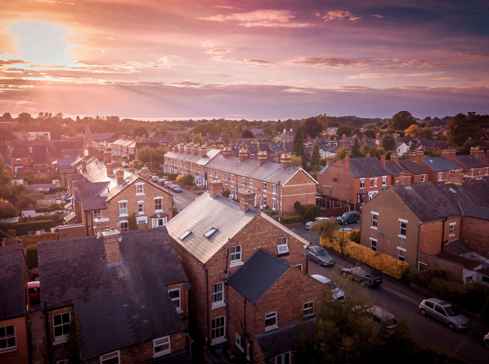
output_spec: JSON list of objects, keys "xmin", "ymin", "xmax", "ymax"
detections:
[
  {"xmin": 441, "ymin": 148, "xmax": 456, "ymax": 161},
  {"xmin": 239, "ymin": 147, "xmax": 249, "ymax": 161},
  {"xmin": 470, "ymin": 146, "xmax": 483, "ymax": 160},
  {"xmin": 257, "ymin": 150, "xmax": 268, "ymax": 165},
  {"xmin": 279, "ymin": 153, "xmax": 291, "ymax": 166},
  {"xmin": 106, "ymin": 162, "xmax": 114, "ymax": 177},
  {"xmin": 116, "ymin": 169, "xmax": 124, "ymax": 185},
  {"xmin": 200, "ymin": 146, "xmax": 208, "ymax": 158},
  {"xmin": 238, "ymin": 189, "xmax": 255, "ymax": 211},
  {"xmin": 380, "ymin": 154, "xmax": 386, "ymax": 168},
  {"xmin": 101, "ymin": 229, "xmax": 122, "ymax": 265},
  {"xmin": 104, "ymin": 149, "xmax": 112, "ymax": 164},
  {"xmin": 415, "ymin": 149, "xmax": 424, "ymax": 165},
  {"xmin": 81, "ymin": 159, "xmax": 87, "ymax": 173},
  {"xmin": 209, "ymin": 180, "xmax": 223, "ymax": 198},
  {"xmin": 139, "ymin": 166, "xmax": 151, "ymax": 179},
  {"xmin": 399, "ymin": 171, "xmax": 412, "ymax": 186},
  {"xmin": 222, "ymin": 146, "xmax": 232, "ymax": 158}
]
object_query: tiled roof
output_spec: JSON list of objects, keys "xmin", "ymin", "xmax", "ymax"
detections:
[
  {"xmin": 349, "ymin": 157, "xmax": 387, "ymax": 178},
  {"xmin": 455, "ymin": 155, "xmax": 489, "ymax": 169},
  {"xmin": 0, "ymin": 243, "xmax": 26, "ymax": 320},
  {"xmin": 166, "ymin": 193, "xmax": 256, "ymax": 263},
  {"xmin": 228, "ymin": 250, "xmax": 289, "ymax": 304},
  {"xmin": 38, "ymin": 229, "xmax": 187, "ymax": 360},
  {"xmin": 164, "ymin": 149, "xmax": 220, "ymax": 166},
  {"xmin": 423, "ymin": 156, "xmax": 460, "ymax": 172},
  {"xmin": 397, "ymin": 159, "xmax": 431, "ymax": 175}
]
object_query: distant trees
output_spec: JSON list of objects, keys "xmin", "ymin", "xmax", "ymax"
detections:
[
  {"xmin": 303, "ymin": 117, "xmax": 322, "ymax": 138},
  {"xmin": 137, "ymin": 147, "xmax": 165, "ymax": 171},
  {"xmin": 293, "ymin": 127, "xmax": 305, "ymax": 157},
  {"xmin": 310, "ymin": 143, "xmax": 321, "ymax": 171},
  {"xmin": 241, "ymin": 129, "xmax": 254, "ymax": 138},
  {"xmin": 337, "ymin": 126, "xmax": 352, "ymax": 137},
  {"xmin": 391, "ymin": 111, "xmax": 415, "ymax": 131},
  {"xmin": 382, "ymin": 135, "xmax": 396, "ymax": 151},
  {"xmin": 448, "ymin": 113, "xmax": 485, "ymax": 149},
  {"xmin": 351, "ymin": 138, "xmax": 363, "ymax": 158},
  {"xmin": 17, "ymin": 112, "xmax": 33, "ymax": 123},
  {"xmin": 133, "ymin": 127, "xmax": 148, "ymax": 138},
  {"xmin": 1, "ymin": 112, "xmax": 12, "ymax": 121}
]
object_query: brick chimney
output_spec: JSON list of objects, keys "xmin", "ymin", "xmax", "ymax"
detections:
[
  {"xmin": 399, "ymin": 171, "xmax": 412, "ymax": 186},
  {"xmin": 415, "ymin": 149, "xmax": 424, "ymax": 165},
  {"xmin": 238, "ymin": 189, "xmax": 255, "ymax": 211},
  {"xmin": 470, "ymin": 146, "xmax": 483, "ymax": 160},
  {"xmin": 380, "ymin": 154, "xmax": 386, "ymax": 168},
  {"xmin": 279, "ymin": 153, "xmax": 291, "ymax": 166},
  {"xmin": 139, "ymin": 166, "xmax": 151, "ymax": 179},
  {"xmin": 257, "ymin": 150, "xmax": 268, "ymax": 165},
  {"xmin": 116, "ymin": 169, "xmax": 124, "ymax": 185},
  {"xmin": 106, "ymin": 162, "xmax": 114, "ymax": 177},
  {"xmin": 222, "ymin": 146, "xmax": 232, "ymax": 158},
  {"xmin": 104, "ymin": 149, "xmax": 112, "ymax": 164},
  {"xmin": 101, "ymin": 229, "xmax": 122, "ymax": 265},
  {"xmin": 239, "ymin": 147, "xmax": 249, "ymax": 161},
  {"xmin": 441, "ymin": 148, "xmax": 457, "ymax": 161},
  {"xmin": 209, "ymin": 180, "xmax": 223, "ymax": 198}
]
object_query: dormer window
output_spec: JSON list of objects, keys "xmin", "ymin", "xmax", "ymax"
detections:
[
  {"xmin": 204, "ymin": 227, "xmax": 218, "ymax": 239},
  {"xmin": 276, "ymin": 237, "xmax": 289, "ymax": 256},
  {"xmin": 179, "ymin": 230, "xmax": 192, "ymax": 240}
]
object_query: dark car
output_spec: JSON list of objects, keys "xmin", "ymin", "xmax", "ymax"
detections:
[
  {"xmin": 341, "ymin": 265, "xmax": 382, "ymax": 288},
  {"xmin": 336, "ymin": 211, "xmax": 360, "ymax": 225},
  {"xmin": 307, "ymin": 245, "xmax": 335, "ymax": 267}
]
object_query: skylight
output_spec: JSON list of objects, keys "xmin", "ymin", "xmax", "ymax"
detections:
[
  {"xmin": 179, "ymin": 230, "xmax": 192, "ymax": 240},
  {"xmin": 204, "ymin": 227, "xmax": 218, "ymax": 239}
]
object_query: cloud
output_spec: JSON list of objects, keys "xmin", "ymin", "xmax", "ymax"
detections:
[
  {"xmin": 322, "ymin": 10, "xmax": 360, "ymax": 23},
  {"xmin": 199, "ymin": 9, "xmax": 312, "ymax": 28},
  {"xmin": 241, "ymin": 58, "xmax": 273, "ymax": 65},
  {"xmin": 291, "ymin": 56, "xmax": 367, "ymax": 67},
  {"xmin": 0, "ymin": 59, "xmax": 26, "ymax": 67}
]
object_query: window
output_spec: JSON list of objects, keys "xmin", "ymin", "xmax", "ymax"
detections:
[
  {"xmin": 420, "ymin": 174, "xmax": 426, "ymax": 183},
  {"xmin": 359, "ymin": 178, "xmax": 366, "ymax": 189},
  {"xmin": 448, "ymin": 222, "xmax": 456, "ymax": 236},
  {"xmin": 136, "ymin": 216, "xmax": 147, "ymax": 225},
  {"xmin": 265, "ymin": 312, "xmax": 278, "ymax": 332},
  {"xmin": 371, "ymin": 211, "xmax": 379, "ymax": 229},
  {"xmin": 370, "ymin": 238, "xmax": 378, "ymax": 251},
  {"xmin": 137, "ymin": 200, "xmax": 144, "ymax": 215},
  {"xmin": 0, "ymin": 325, "xmax": 16, "ymax": 353},
  {"xmin": 211, "ymin": 316, "xmax": 226, "ymax": 344},
  {"xmin": 119, "ymin": 221, "xmax": 128, "ymax": 232},
  {"xmin": 179, "ymin": 230, "xmax": 192, "ymax": 240},
  {"xmin": 399, "ymin": 219, "xmax": 408, "ymax": 238},
  {"xmin": 235, "ymin": 333, "xmax": 244, "ymax": 352},
  {"xmin": 276, "ymin": 237, "xmax": 289, "ymax": 256},
  {"xmin": 118, "ymin": 200, "xmax": 128, "ymax": 217},
  {"xmin": 152, "ymin": 217, "xmax": 167, "ymax": 228},
  {"xmin": 294, "ymin": 264, "xmax": 303, "ymax": 271},
  {"xmin": 53, "ymin": 312, "xmax": 71, "ymax": 343},
  {"xmin": 274, "ymin": 352, "xmax": 292, "ymax": 364},
  {"xmin": 154, "ymin": 197, "xmax": 162, "ymax": 212},
  {"xmin": 370, "ymin": 178, "xmax": 377, "ymax": 187},
  {"xmin": 168, "ymin": 288, "xmax": 182, "ymax": 313},
  {"xmin": 204, "ymin": 227, "xmax": 218, "ymax": 239},
  {"xmin": 382, "ymin": 176, "xmax": 388, "ymax": 187},
  {"xmin": 397, "ymin": 247, "xmax": 406, "ymax": 261},
  {"xmin": 303, "ymin": 302, "xmax": 314, "ymax": 318},
  {"xmin": 100, "ymin": 351, "xmax": 120, "ymax": 364},
  {"xmin": 229, "ymin": 246, "xmax": 242, "ymax": 267},
  {"xmin": 135, "ymin": 182, "xmax": 144, "ymax": 195},
  {"xmin": 212, "ymin": 282, "xmax": 225, "ymax": 308},
  {"xmin": 153, "ymin": 336, "xmax": 171, "ymax": 358}
]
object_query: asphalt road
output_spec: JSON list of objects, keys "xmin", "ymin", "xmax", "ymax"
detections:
[
  {"xmin": 172, "ymin": 189, "xmax": 198, "ymax": 211},
  {"xmin": 293, "ymin": 226, "xmax": 489, "ymax": 364}
]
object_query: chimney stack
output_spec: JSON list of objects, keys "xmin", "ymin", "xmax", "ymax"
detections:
[
  {"xmin": 104, "ymin": 149, "xmax": 112, "ymax": 164},
  {"xmin": 209, "ymin": 180, "xmax": 223, "ymax": 198},
  {"xmin": 116, "ymin": 169, "xmax": 124, "ymax": 185},
  {"xmin": 380, "ymin": 154, "xmax": 386, "ymax": 168},
  {"xmin": 238, "ymin": 189, "xmax": 255, "ymax": 211},
  {"xmin": 399, "ymin": 171, "xmax": 412, "ymax": 186},
  {"xmin": 257, "ymin": 150, "xmax": 268, "ymax": 165},
  {"xmin": 470, "ymin": 146, "xmax": 483, "ymax": 160},
  {"xmin": 279, "ymin": 153, "xmax": 291, "ymax": 166},
  {"xmin": 222, "ymin": 146, "xmax": 232, "ymax": 158},
  {"xmin": 139, "ymin": 166, "xmax": 151, "ymax": 179},
  {"xmin": 441, "ymin": 148, "xmax": 457, "ymax": 161},
  {"xmin": 106, "ymin": 162, "xmax": 114, "ymax": 177},
  {"xmin": 239, "ymin": 147, "xmax": 249, "ymax": 161},
  {"xmin": 101, "ymin": 229, "xmax": 122, "ymax": 265},
  {"xmin": 415, "ymin": 149, "xmax": 424, "ymax": 165}
]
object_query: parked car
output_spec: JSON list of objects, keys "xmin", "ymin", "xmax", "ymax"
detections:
[
  {"xmin": 418, "ymin": 298, "xmax": 469, "ymax": 331},
  {"xmin": 336, "ymin": 211, "xmax": 360, "ymax": 225},
  {"xmin": 305, "ymin": 217, "xmax": 330, "ymax": 231},
  {"xmin": 341, "ymin": 266, "xmax": 383, "ymax": 288},
  {"xmin": 366, "ymin": 305, "xmax": 398, "ymax": 332},
  {"xmin": 172, "ymin": 185, "xmax": 183, "ymax": 193},
  {"xmin": 27, "ymin": 280, "xmax": 40, "ymax": 306},
  {"xmin": 307, "ymin": 245, "xmax": 335, "ymax": 267},
  {"xmin": 311, "ymin": 274, "xmax": 345, "ymax": 301},
  {"xmin": 484, "ymin": 332, "xmax": 489, "ymax": 348}
]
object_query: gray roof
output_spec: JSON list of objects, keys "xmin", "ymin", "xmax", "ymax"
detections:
[
  {"xmin": 164, "ymin": 149, "xmax": 220, "ymax": 166},
  {"xmin": 455, "ymin": 155, "xmax": 489, "ymax": 169},
  {"xmin": 207, "ymin": 154, "xmax": 306, "ymax": 184},
  {"xmin": 383, "ymin": 160, "xmax": 405, "ymax": 176},
  {"xmin": 38, "ymin": 229, "xmax": 188, "ymax": 360},
  {"xmin": 228, "ymin": 250, "xmax": 288, "ymax": 304},
  {"xmin": 397, "ymin": 159, "xmax": 431, "ymax": 175},
  {"xmin": 74, "ymin": 180, "xmax": 109, "ymax": 211},
  {"xmin": 166, "ymin": 193, "xmax": 256, "ymax": 264},
  {"xmin": 423, "ymin": 156, "xmax": 460, "ymax": 172},
  {"xmin": 0, "ymin": 244, "xmax": 26, "ymax": 320},
  {"xmin": 349, "ymin": 157, "xmax": 387, "ymax": 178}
]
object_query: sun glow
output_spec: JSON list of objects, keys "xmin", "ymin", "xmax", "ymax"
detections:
[{"xmin": 8, "ymin": 20, "xmax": 74, "ymax": 66}]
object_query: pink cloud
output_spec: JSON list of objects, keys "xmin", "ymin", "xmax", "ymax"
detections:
[
  {"xmin": 199, "ymin": 9, "xmax": 312, "ymax": 28},
  {"xmin": 322, "ymin": 10, "xmax": 360, "ymax": 23}
]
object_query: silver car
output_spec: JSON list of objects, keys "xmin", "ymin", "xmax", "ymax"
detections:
[
  {"xmin": 366, "ymin": 305, "xmax": 398, "ymax": 332},
  {"xmin": 418, "ymin": 298, "xmax": 469, "ymax": 331},
  {"xmin": 311, "ymin": 274, "xmax": 345, "ymax": 301}
]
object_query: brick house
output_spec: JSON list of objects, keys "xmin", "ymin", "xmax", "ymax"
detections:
[
  {"xmin": 166, "ymin": 181, "xmax": 312, "ymax": 351},
  {"xmin": 423, "ymin": 149, "xmax": 464, "ymax": 184},
  {"xmin": 227, "ymin": 250, "xmax": 325, "ymax": 364},
  {"xmin": 0, "ymin": 244, "xmax": 29, "ymax": 364},
  {"xmin": 206, "ymin": 149, "xmax": 318, "ymax": 216},
  {"xmin": 72, "ymin": 157, "xmax": 174, "ymax": 236},
  {"xmin": 360, "ymin": 180, "xmax": 489, "ymax": 283},
  {"xmin": 38, "ymin": 228, "xmax": 192, "ymax": 364},
  {"xmin": 453, "ymin": 147, "xmax": 489, "ymax": 180}
]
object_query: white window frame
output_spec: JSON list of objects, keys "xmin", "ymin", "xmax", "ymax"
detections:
[
  {"xmin": 99, "ymin": 350, "xmax": 120, "ymax": 364},
  {"xmin": 370, "ymin": 177, "xmax": 377, "ymax": 187},
  {"xmin": 294, "ymin": 263, "xmax": 303, "ymax": 271},
  {"xmin": 359, "ymin": 178, "xmax": 366, "ymax": 189},
  {"xmin": 370, "ymin": 211, "xmax": 379, "ymax": 230},
  {"xmin": 168, "ymin": 288, "xmax": 182, "ymax": 314},
  {"xmin": 137, "ymin": 200, "xmax": 144, "ymax": 215},
  {"xmin": 136, "ymin": 215, "xmax": 147, "ymax": 225},
  {"xmin": 135, "ymin": 182, "xmax": 145, "ymax": 195},
  {"xmin": 118, "ymin": 200, "xmax": 128, "ymax": 217},
  {"xmin": 382, "ymin": 175, "xmax": 388, "ymax": 187},
  {"xmin": 398, "ymin": 219, "xmax": 408, "ymax": 239},
  {"xmin": 274, "ymin": 352, "xmax": 292, "ymax": 364},
  {"xmin": 235, "ymin": 333, "xmax": 244, "ymax": 352},
  {"xmin": 119, "ymin": 220, "xmax": 128, "ymax": 232},
  {"xmin": 152, "ymin": 217, "xmax": 167, "ymax": 228},
  {"xmin": 229, "ymin": 245, "xmax": 243, "ymax": 267},
  {"xmin": 212, "ymin": 282, "xmax": 225, "ymax": 309},
  {"xmin": 397, "ymin": 246, "xmax": 407, "ymax": 261},
  {"xmin": 303, "ymin": 301, "xmax": 314, "ymax": 319},
  {"xmin": 264, "ymin": 311, "xmax": 278, "ymax": 332},
  {"xmin": 448, "ymin": 222, "xmax": 456, "ymax": 237},
  {"xmin": 370, "ymin": 237, "xmax": 378, "ymax": 251},
  {"xmin": 153, "ymin": 336, "xmax": 171, "ymax": 358},
  {"xmin": 0, "ymin": 325, "xmax": 16, "ymax": 353},
  {"xmin": 210, "ymin": 316, "xmax": 226, "ymax": 345},
  {"xmin": 420, "ymin": 174, "xmax": 426, "ymax": 183},
  {"xmin": 276, "ymin": 237, "xmax": 289, "ymax": 256},
  {"xmin": 154, "ymin": 197, "xmax": 163, "ymax": 213},
  {"xmin": 52, "ymin": 311, "xmax": 71, "ymax": 344}
]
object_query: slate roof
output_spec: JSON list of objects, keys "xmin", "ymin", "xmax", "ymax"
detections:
[
  {"xmin": 164, "ymin": 149, "xmax": 220, "ymax": 166},
  {"xmin": 349, "ymin": 157, "xmax": 387, "ymax": 178},
  {"xmin": 38, "ymin": 229, "xmax": 187, "ymax": 360},
  {"xmin": 207, "ymin": 154, "xmax": 308, "ymax": 184},
  {"xmin": 455, "ymin": 155, "xmax": 489, "ymax": 169},
  {"xmin": 74, "ymin": 180, "xmax": 109, "ymax": 211},
  {"xmin": 256, "ymin": 320, "xmax": 315, "ymax": 360},
  {"xmin": 0, "ymin": 244, "xmax": 26, "ymax": 320},
  {"xmin": 166, "ymin": 193, "xmax": 256, "ymax": 263},
  {"xmin": 423, "ymin": 156, "xmax": 460, "ymax": 172},
  {"xmin": 383, "ymin": 160, "xmax": 405, "ymax": 176},
  {"xmin": 228, "ymin": 250, "xmax": 289, "ymax": 304},
  {"xmin": 397, "ymin": 159, "xmax": 431, "ymax": 175}
]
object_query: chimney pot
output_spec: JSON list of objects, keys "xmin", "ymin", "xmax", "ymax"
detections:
[
  {"xmin": 101, "ymin": 229, "xmax": 122, "ymax": 265},
  {"xmin": 238, "ymin": 189, "xmax": 255, "ymax": 211},
  {"xmin": 209, "ymin": 180, "xmax": 223, "ymax": 198},
  {"xmin": 116, "ymin": 169, "xmax": 124, "ymax": 185}
]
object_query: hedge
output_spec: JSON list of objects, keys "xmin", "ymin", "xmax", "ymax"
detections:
[
  {"xmin": 280, "ymin": 215, "xmax": 303, "ymax": 225},
  {"xmin": 320, "ymin": 235, "xmax": 409, "ymax": 279}
]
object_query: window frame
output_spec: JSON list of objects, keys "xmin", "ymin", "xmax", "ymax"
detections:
[
  {"xmin": 119, "ymin": 220, "xmax": 128, "ymax": 232},
  {"xmin": 135, "ymin": 182, "xmax": 145, "ymax": 195},
  {"xmin": 276, "ymin": 237, "xmax": 289, "ymax": 256},
  {"xmin": 52, "ymin": 311, "xmax": 71, "ymax": 344},
  {"xmin": 398, "ymin": 219, "xmax": 408, "ymax": 239},
  {"xmin": 154, "ymin": 197, "xmax": 163, "ymax": 212},
  {"xmin": 229, "ymin": 245, "xmax": 243, "ymax": 267},
  {"xmin": 137, "ymin": 200, "xmax": 144, "ymax": 215},
  {"xmin": 168, "ymin": 287, "xmax": 182, "ymax": 313},
  {"xmin": 210, "ymin": 316, "xmax": 226, "ymax": 344},
  {"xmin": 99, "ymin": 350, "xmax": 120, "ymax": 364},
  {"xmin": 274, "ymin": 351, "xmax": 292, "ymax": 364},
  {"xmin": 264, "ymin": 311, "xmax": 278, "ymax": 332},
  {"xmin": 370, "ymin": 211, "xmax": 379, "ymax": 229},
  {"xmin": 235, "ymin": 333, "xmax": 244, "ymax": 352},
  {"xmin": 118, "ymin": 200, "xmax": 128, "ymax": 217},
  {"xmin": 303, "ymin": 302, "xmax": 314, "ymax": 319},
  {"xmin": 397, "ymin": 246, "xmax": 407, "ymax": 261},
  {"xmin": 212, "ymin": 282, "xmax": 225, "ymax": 309},
  {"xmin": 0, "ymin": 325, "xmax": 16, "ymax": 353},
  {"xmin": 370, "ymin": 237, "xmax": 378, "ymax": 251},
  {"xmin": 153, "ymin": 336, "xmax": 171, "ymax": 358}
]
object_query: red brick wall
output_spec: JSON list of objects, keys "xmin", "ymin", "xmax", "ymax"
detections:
[
  {"xmin": 462, "ymin": 217, "xmax": 489, "ymax": 256},
  {"xmin": 0, "ymin": 316, "xmax": 29, "ymax": 364},
  {"xmin": 281, "ymin": 169, "xmax": 317, "ymax": 215},
  {"xmin": 318, "ymin": 159, "xmax": 355, "ymax": 203}
]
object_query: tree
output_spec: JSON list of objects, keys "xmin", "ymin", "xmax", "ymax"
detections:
[
  {"xmin": 303, "ymin": 117, "xmax": 322, "ymax": 138},
  {"xmin": 133, "ymin": 127, "xmax": 148, "ymax": 138},
  {"xmin": 310, "ymin": 143, "xmax": 321, "ymax": 171},
  {"xmin": 293, "ymin": 127, "xmax": 305, "ymax": 156},
  {"xmin": 351, "ymin": 138, "xmax": 363, "ymax": 158},
  {"xmin": 17, "ymin": 112, "xmax": 33, "ymax": 123},
  {"xmin": 0, "ymin": 199, "xmax": 18, "ymax": 219},
  {"xmin": 391, "ymin": 111, "xmax": 415, "ymax": 130},
  {"xmin": 137, "ymin": 147, "xmax": 165, "ymax": 171},
  {"xmin": 312, "ymin": 220, "xmax": 338, "ymax": 241},
  {"xmin": 382, "ymin": 135, "xmax": 396, "ymax": 151},
  {"xmin": 337, "ymin": 126, "xmax": 352, "ymax": 137},
  {"xmin": 241, "ymin": 129, "xmax": 254, "ymax": 138},
  {"xmin": 1, "ymin": 112, "xmax": 12, "ymax": 121}
]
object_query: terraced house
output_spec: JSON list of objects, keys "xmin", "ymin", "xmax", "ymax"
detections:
[
  {"xmin": 38, "ymin": 229, "xmax": 192, "ymax": 364},
  {"xmin": 166, "ymin": 181, "xmax": 322, "ymax": 361},
  {"xmin": 72, "ymin": 157, "xmax": 173, "ymax": 236}
]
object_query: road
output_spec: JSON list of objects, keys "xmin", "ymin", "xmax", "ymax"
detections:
[
  {"xmin": 172, "ymin": 189, "xmax": 198, "ymax": 211},
  {"xmin": 293, "ymin": 226, "xmax": 489, "ymax": 364}
]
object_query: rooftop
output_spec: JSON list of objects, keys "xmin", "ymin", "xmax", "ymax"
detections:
[{"xmin": 0, "ymin": 243, "xmax": 26, "ymax": 320}]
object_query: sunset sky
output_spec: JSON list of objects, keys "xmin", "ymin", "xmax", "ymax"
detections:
[{"xmin": 1, "ymin": 0, "xmax": 489, "ymax": 119}]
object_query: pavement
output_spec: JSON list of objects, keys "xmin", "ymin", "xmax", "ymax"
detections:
[
  {"xmin": 172, "ymin": 188, "xmax": 198, "ymax": 211},
  {"xmin": 293, "ymin": 226, "xmax": 489, "ymax": 364}
]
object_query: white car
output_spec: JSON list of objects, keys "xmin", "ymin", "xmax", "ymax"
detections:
[{"xmin": 311, "ymin": 274, "xmax": 345, "ymax": 301}]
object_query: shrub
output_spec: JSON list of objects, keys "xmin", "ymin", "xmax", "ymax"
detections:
[
  {"xmin": 176, "ymin": 174, "xmax": 194, "ymax": 186},
  {"xmin": 350, "ymin": 230, "xmax": 361, "ymax": 243},
  {"xmin": 222, "ymin": 189, "xmax": 231, "ymax": 198},
  {"xmin": 166, "ymin": 173, "xmax": 177, "ymax": 181},
  {"xmin": 280, "ymin": 215, "xmax": 303, "ymax": 225}
]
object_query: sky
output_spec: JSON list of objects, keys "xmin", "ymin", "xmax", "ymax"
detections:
[{"xmin": 1, "ymin": 0, "xmax": 489, "ymax": 119}]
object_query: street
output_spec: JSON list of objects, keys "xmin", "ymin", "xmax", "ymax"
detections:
[
  {"xmin": 294, "ymin": 226, "xmax": 489, "ymax": 364},
  {"xmin": 172, "ymin": 188, "xmax": 198, "ymax": 211}
]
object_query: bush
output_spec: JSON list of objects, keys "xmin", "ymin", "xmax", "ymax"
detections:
[
  {"xmin": 280, "ymin": 215, "xmax": 303, "ymax": 225},
  {"xmin": 26, "ymin": 245, "xmax": 38, "ymax": 269},
  {"xmin": 166, "ymin": 173, "xmax": 177, "ymax": 181},
  {"xmin": 350, "ymin": 230, "xmax": 361, "ymax": 243},
  {"xmin": 222, "ymin": 189, "xmax": 231, "ymax": 198},
  {"xmin": 176, "ymin": 174, "xmax": 194, "ymax": 186}
]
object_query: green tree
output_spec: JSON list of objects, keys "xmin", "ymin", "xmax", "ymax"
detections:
[
  {"xmin": 312, "ymin": 220, "xmax": 338, "ymax": 240},
  {"xmin": 351, "ymin": 138, "xmax": 363, "ymax": 158},
  {"xmin": 382, "ymin": 135, "xmax": 396, "ymax": 151},
  {"xmin": 391, "ymin": 111, "xmax": 415, "ymax": 130},
  {"xmin": 304, "ymin": 117, "xmax": 322, "ymax": 138},
  {"xmin": 137, "ymin": 147, "xmax": 165, "ymax": 171},
  {"xmin": 17, "ymin": 112, "xmax": 33, "ymax": 123},
  {"xmin": 337, "ymin": 126, "xmax": 352, "ymax": 137},
  {"xmin": 293, "ymin": 127, "xmax": 305, "ymax": 156},
  {"xmin": 310, "ymin": 143, "xmax": 321, "ymax": 171},
  {"xmin": 241, "ymin": 129, "xmax": 254, "ymax": 138},
  {"xmin": 133, "ymin": 126, "xmax": 148, "ymax": 138}
]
